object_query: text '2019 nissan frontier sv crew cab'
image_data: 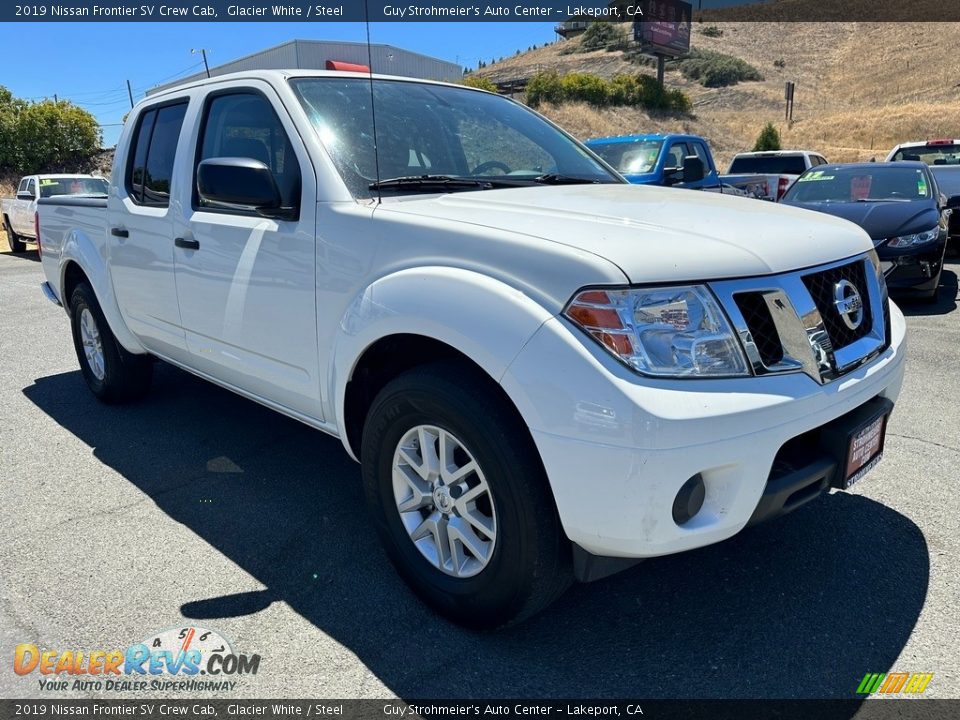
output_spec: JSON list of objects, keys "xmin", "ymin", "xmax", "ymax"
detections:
[{"xmin": 36, "ymin": 70, "xmax": 906, "ymax": 627}]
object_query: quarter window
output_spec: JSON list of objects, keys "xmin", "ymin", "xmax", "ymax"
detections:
[{"xmin": 127, "ymin": 102, "xmax": 188, "ymax": 207}]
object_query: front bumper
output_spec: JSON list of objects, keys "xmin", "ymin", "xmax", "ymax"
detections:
[
  {"xmin": 500, "ymin": 300, "xmax": 907, "ymax": 560},
  {"xmin": 879, "ymin": 241, "xmax": 947, "ymax": 292}
]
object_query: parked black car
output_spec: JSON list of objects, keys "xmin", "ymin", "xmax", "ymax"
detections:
[
  {"xmin": 781, "ymin": 162, "xmax": 958, "ymax": 302},
  {"xmin": 929, "ymin": 164, "xmax": 960, "ymax": 253}
]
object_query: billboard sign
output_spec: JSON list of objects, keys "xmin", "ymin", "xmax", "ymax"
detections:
[{"xmin": 633, "ymin": 0, "xmax": 693, "ymax": 57}]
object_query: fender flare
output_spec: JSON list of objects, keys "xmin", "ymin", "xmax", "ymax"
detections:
[
  {"xmin": 330, "ymin": 266, "xmax": 555, "ymax": 459},
  {"xmin": 59, "ymin": 231, "xmax": 146, "ymax": 355}
]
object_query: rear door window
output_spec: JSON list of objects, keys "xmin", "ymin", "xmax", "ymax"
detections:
[{"xmin": 127, "ymin": 102, "xmax": 188, "ymax": 207}]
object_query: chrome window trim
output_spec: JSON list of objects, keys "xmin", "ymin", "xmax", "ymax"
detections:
[{"xmin": 710, "ymin": 253, "xmax": 888, "ymax": 385}]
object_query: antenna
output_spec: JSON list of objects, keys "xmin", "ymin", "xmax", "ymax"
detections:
[{"xmin": 364, "ymin": 0, "xmax": 382, "ymax": 204}]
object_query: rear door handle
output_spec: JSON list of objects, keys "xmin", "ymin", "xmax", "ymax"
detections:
[
  {"xmin": 175, "ymin": 238, "xmax": 200, "ymax": 250},
  {"xmin": 110, "ymin": 228, "xmax": 128, "ymax": 238}
]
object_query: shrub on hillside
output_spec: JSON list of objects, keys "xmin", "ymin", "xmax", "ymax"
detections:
[
  {"xmin": 579, "ymin": 21, "xmax": 622, "ymax": 52},
  {"xmin": 678, "ymin": 49, "xmax": 764, "ymax": 88},
  {"xmin": 526, "ymin": 71, "xmax": 690, "ymax": 114},
  {"xmin": 753, "ymin": 122, "xmax": 782, "ymax": 151},
  {"xmin": 461, "ymin": 76, "xmax": 498, "ymax": 92},
  {"xmin": 0, "ymin": 86, "xmax": 101, "ymax": 173},
  {"xmin": 699, "ymin": 25, "xmax": 724, "ymax": 37}
]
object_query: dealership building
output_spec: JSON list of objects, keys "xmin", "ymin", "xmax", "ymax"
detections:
[{"xmin": 148, "ymin": 39, "xmax": 463, "ymax": 94}]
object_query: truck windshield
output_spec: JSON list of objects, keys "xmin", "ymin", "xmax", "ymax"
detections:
[
  {"xmin": 290, "ymin": 78, "xmax": 621, "ymax": 197},
  {"xmin": 783, "ymin": 166, "xmax": 932, "ymax": 203},
  {"xmin": 728, "ymin": 156, "xmax": 807, "ymax": 175},
  {"xmin": 587, "ymin": 140, "xmax": 663, "ymax": 175},
  {"xmin": 890, "ymin": 144, "xmax": 960, "ymax": 165},
  {"xmin": 39, "ymin": 177, "xmax": 108, "ymax": 198}
]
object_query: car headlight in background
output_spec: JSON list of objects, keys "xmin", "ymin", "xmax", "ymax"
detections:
[
  {"xmin": 886, "ymin": 227, "xmax": 939, "ymax": 248},
  {"xmin": 564, "ymin": 285, "xmax": 750, "ymax": 377}
]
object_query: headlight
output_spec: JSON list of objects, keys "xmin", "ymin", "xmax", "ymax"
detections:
[
  {"xmin": 564, "ymin": 285, "xmax": 750, "ymax": 377},
  {"xmin": 886, "ymin": 227, "xmax": 939, "ymax": 248}
]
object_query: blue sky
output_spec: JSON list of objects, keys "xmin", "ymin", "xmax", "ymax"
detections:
[{"xmin": 2, "ymin": 22, "xmax": 558, "ymax": 147}]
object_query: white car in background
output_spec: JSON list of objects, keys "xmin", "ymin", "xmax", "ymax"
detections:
[{"xmin": 2, "ymin": 174, "xmax": 107, "ymax": 252}]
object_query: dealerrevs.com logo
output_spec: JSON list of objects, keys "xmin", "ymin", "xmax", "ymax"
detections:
[{"xmin": 13, "ymin": 626, "xmax": 260, "ymax": 692}]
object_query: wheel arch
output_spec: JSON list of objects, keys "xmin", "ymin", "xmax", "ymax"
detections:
[
  {"xmin": 332, "ymin": 267, "xmax": 556, "ymax": 461},
  {"xmin": 58, "ymin": 247, "xmax": 146, "ymax": 355}
]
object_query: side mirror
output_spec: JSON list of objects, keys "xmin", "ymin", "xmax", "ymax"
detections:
[
  {"xmin": 197, "ymin": 157, "xmax": 296, "ymax": 219},
  {"xmin": 16, "ymin": 192, "xmax": 33, "ymax": 201},
  {"xmin": 946, "ymin": 195, "xmax": 960, "ymax": 210},
  {"xmin": 682, "ymin": 155, "xmax": 705, "ymax": 184},
  {"xmin": 663, "ymin": 166, "xmax": 683, "ymax": 186}
]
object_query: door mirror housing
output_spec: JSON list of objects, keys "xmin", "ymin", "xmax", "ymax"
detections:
[
  {"xmin": 663, "ymin": 166, "xmax": 683, "ymax": 186},
  {"xmin": 682, "ymin": 155, "xmax": 706, "ymax": 184},
  {"xmin": 197, "ymin": 157, "xmax": 296, "ymax": 219}
]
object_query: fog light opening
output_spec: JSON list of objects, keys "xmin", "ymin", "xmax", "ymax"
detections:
[{"xmin": 673, "ymin": 474, "xmax": 706, "ymax": 526}]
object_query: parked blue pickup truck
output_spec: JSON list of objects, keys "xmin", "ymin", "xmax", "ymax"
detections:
[
  {"xmin": 585, "ymin": 133, "xmax": 722, "ymax": 189},
  {"xmin": 585, "ymin": 133, "xmax": 790, "ymax": 199}
]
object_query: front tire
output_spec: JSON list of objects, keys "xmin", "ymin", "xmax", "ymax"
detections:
[
  {"xmin": 69, "ymin": 282, "xmax": 153, "ymax": 403},
  {"xmin": 361, "ymin": 362, "xmax": 572, "ymax": 629},
  {"xmin": 3, "ymin": 217, "xmax": 26, "ymax": 253}
]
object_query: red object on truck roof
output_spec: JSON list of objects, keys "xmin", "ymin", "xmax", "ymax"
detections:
[{"xmin": 326, "ymin": 60, "xmax": 370, "ymax": 73}]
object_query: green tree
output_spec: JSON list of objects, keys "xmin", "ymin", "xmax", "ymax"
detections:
[
  {"xmin": 753, "ymin": 122, "xmax": 782, "ymax": 151},
  {"xmin": 579, "ymin": 21, "xmax": 621, "ymax": 52},
  {"xmin": 0, "ymin": 86, "xmax": 101, "ymax": 173},
  {"xmin": 461, "ymin": 76, "xmax": 498, "ymax": 92}
]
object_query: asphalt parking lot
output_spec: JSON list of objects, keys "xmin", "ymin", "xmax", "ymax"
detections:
[{"xmin": 1, "ymin": 248, "xmax": 958, "ymax": 701}]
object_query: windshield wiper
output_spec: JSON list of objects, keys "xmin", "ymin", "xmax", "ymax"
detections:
[
  {"xmin": 532, "ymin": 173, "xmax": 602, "ymax": 185},
  {"xmin": 369, "ymin": 175, "xmax": 493, "ymax": 191},
  {"xmin": 854, "ymin": 197, "xmax": 910, "ymax": 203}
]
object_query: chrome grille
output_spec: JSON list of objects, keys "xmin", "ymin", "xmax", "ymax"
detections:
[
  {"xmin": 801, "ymin": 261, "xmax": 873, "ymax": 350},
  {"xmin": 734, "ymin": 293, "xmax": 784, "ymax": 366},
  {"xmin": 711, "ymin": 253, "xmax": 889, "ymax": 385}
]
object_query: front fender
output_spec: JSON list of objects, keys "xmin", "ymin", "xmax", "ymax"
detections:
[
  {"xmin": 330, "ymin": 266, "xmax": 554, "ymax": 459},
  {"xmin": 59, "ymin": 230, "xmax": 145, "ymax": 355}
]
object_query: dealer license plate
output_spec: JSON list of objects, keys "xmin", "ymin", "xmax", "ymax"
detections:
[{"xmin": 843, "ymin": 414, "xmax": 888, "ymax": 489}]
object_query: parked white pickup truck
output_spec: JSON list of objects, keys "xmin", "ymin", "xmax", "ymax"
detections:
[
  {"xmin": 726, "ymin": 150, "xmax": 829, "ymax": 201},
  {"xmin": 2, "ymin": 174, "xmax": 107, "ymax": 252},
  {"xmin": 37, "ymin": 71, "xmax": 906, "ymax": 627}
]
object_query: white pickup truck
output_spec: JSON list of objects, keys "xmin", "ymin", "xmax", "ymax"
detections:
[
  {"xmin": 2, "ymin": 174, "xmax": 107, "ymax": 252},
  {"xmin": 726, "ymin": 150, "xmax": 829, "ymax": 201},
  {"xmin": 37, "ymin": 71, "xmax": 906, "ymax": 627}
]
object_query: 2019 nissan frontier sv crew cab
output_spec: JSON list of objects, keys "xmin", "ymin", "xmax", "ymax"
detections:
[{"xmin": 36, "ymin": 71, "xmax": 907, "ymax": 628}]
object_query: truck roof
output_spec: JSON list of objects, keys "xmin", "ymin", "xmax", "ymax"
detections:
[
  {"xmin": 26, "ymin": 174, "xmax": 100, "ymax": 180},
  {"xmin": 584, "ymin": 133, "xmax": 705, "ymax": 145},
  {"xmin": 146, "ymin": 68, "xmax": 480, "ymax": 103},
  {"xmin": 732, "ymin": 150, "xmax": 822, "ymax": 157}
]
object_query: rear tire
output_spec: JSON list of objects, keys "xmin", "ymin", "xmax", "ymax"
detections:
[
  {"xmin": 69, "ymin": 282, "xmax": 153, "ymax": 403},
  {"xmin": 3, "ymin": 217, "xmax": 26, "ymax": 253},
  {"xmin": 361, "ymin": 361, "xmax": 572, "ymax": 629}
]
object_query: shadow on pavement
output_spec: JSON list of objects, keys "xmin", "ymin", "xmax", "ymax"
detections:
[
  {"xmin": 895, "ymin": 266, "xmax": 958, "ymax": 317},
  {"xmin": 24, "ymin": 365, "xmax": 930, "ymax": 700}
]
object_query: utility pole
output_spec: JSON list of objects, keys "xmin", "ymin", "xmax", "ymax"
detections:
[
  {"xmin": 126, "ymin": 80, "xmax": 135, "ymax": 108},
  {"xmin": 192, "ymin": 48, "xmax": 211, "ymax": 78},
  {"xmin": 53, "ymin": 94, "xmax": 58, "ymax": 104}
]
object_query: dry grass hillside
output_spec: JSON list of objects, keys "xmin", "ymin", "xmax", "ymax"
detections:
[{"xmin": 477, "ymin": 22, "xmax": 960, "ymax": 166}]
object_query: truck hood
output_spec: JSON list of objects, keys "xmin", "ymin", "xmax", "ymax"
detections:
[{"xmin": 380, "ymin": 184, "xmax": 873, "ymax": 283}]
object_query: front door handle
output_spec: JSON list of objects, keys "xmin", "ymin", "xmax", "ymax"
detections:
[
  {"xmin": 175, "ymin": 237, "xmax": 200, "ymax": 250},
  {"xmin": 110, "ymin": 228, "xmax": 128, "ymax": 238}
]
